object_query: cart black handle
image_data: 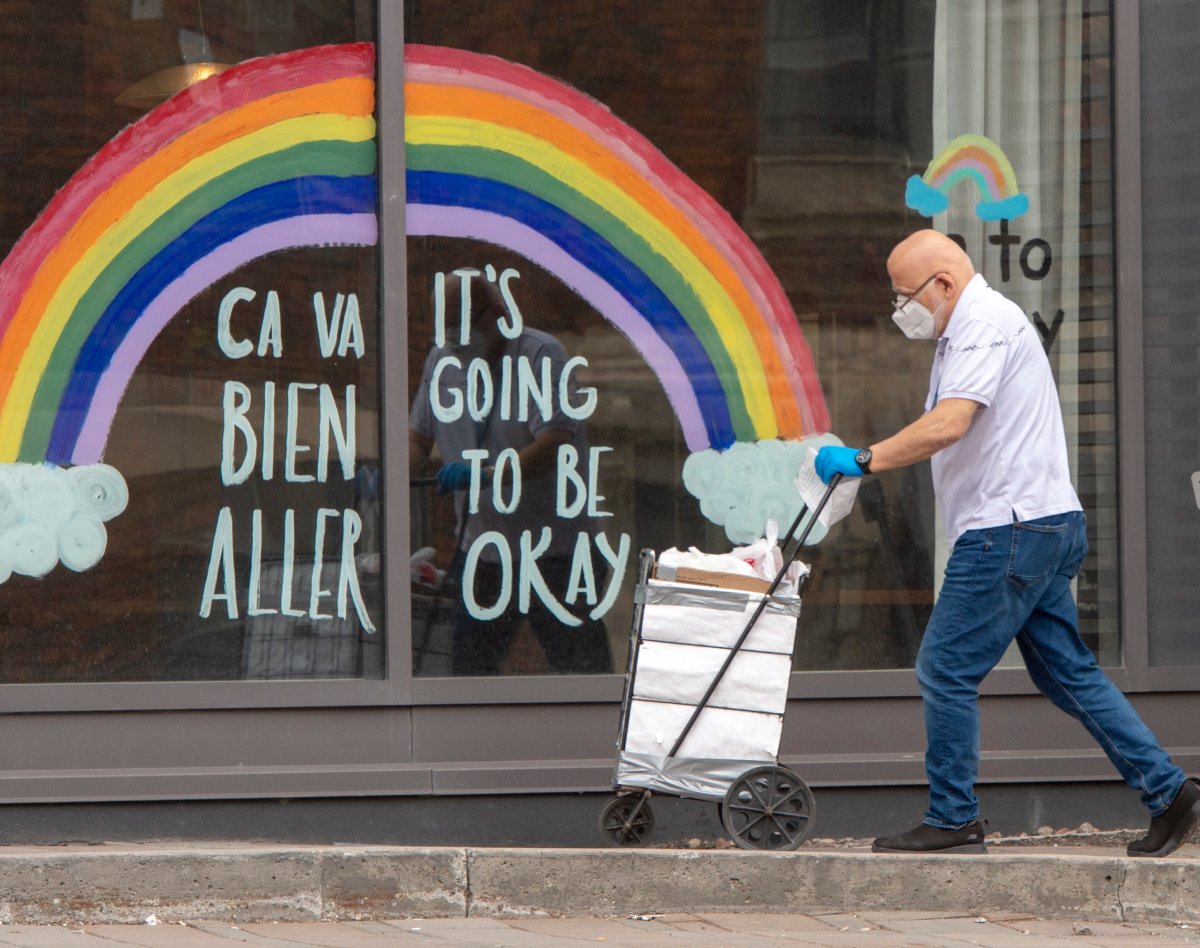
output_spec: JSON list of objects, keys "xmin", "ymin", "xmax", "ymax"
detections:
[{"xmin": 665, "ymin": 474, "xmax": 843, "ymax": 761}]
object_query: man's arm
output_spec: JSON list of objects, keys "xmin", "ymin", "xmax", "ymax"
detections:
[
  {"xmin": 409, "ymin": 429, "xmax": 436, "ymax": 478},
  {"xmin": 867, "ymin": 397, "xmax": 980, "ymax": 473},
  {"xmin": 496, "ymin": 426, "xmax": 573, "ymax": 480}
]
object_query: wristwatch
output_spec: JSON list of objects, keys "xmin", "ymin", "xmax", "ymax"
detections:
[{"xmin": 855, "ymin": 447, "xmax": 873, "ymax": 474}]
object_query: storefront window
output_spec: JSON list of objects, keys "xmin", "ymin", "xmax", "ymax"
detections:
[
  {"xmin": 1140, "ymin": 0, "xmax": 1200, "ymax": 667},
  {"xmin": 406, "ymin": 0, "xmax": 1117, "ymax": 678},
  {"xmin": 0, "ymin": 1, "xmax": 381, "ymax": 682}
]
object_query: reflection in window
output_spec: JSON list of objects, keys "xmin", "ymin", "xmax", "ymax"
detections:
[{"xmin": 409, "ymin": 266, "xmax": 615, "ymax": 676}]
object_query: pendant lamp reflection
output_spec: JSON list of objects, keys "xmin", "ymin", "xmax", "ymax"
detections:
[
  {"xmin": 116, "ymin": 61, "xmax": 229, "ymax": 108},
  {"xmin": 116, "ymin": 2, "xmax": 229, "ymax": 109}
]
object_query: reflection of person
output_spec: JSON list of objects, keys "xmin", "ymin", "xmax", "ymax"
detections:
[
  {"xmin": 409, "ymin": 276, "xmax": 612, "ymax": 676},
  {"xmin": 816, "ymin": 230, "xmax": 1198, "ymax": 857}
]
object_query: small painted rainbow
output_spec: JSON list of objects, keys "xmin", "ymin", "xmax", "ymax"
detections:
[
  {"xmin": 0, "ymin": 43, "xmax": 829, "ymax": 467},
  {"xmin": 405, "ymin": 44, "xmax": 828, "ymax": 452},
  {"xmin": 905, "ymin": 133, "xmax": 1029, "ymax": 222}
]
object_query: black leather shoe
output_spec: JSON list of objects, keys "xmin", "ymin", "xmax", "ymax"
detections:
[
  {"xmin": 1128, "ymin": 776, "xmax": 1200, "ymax": 858},
  {"xmin": 872, "ymin": 819, "xmax": 988, "ymax": 854}
]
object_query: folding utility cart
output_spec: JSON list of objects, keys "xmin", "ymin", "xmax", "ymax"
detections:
[{"xmin": 598, "ymin": 481, "xmax": 839, "ymax": 851}]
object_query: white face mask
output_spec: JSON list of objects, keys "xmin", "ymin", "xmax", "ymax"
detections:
[
  {"xmin": 891, "ymin": 278, "xmax": 946, "ymax": 340},
  {"xmin": 892, "ymin": 298, "xmax": 939, "ymax": 340}
]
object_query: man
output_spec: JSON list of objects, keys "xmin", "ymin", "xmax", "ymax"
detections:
[
  {"xmin": 409, "ymin": 274, "xmax": 612, "ymax": 676},
  {"xmin": 815, "ymin": 229, "xmax": 1199, "ymax": 856}
]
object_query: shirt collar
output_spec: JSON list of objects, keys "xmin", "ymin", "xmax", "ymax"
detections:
[{"xmin": 941, "ymin": 272, "xmax": 988, "ymax": 340}]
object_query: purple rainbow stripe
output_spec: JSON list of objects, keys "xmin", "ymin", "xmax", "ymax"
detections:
[{"xmin": 73, "ymin": 212, "xmax": 378, "ymax": 464}]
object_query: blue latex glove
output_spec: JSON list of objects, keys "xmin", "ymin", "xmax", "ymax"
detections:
[
  {"xmin": 436, "ymin": 462, "xmax": 471, "ymax": 495},
  {"xmin": 815, "ymin": 446, "xmax": 864, "ymax": 485}
]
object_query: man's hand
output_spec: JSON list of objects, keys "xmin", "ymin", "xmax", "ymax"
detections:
[
  {"xmin": 815, "ymin": 446, "xmax": 864, "ymax": 485},
  {"xmin": 436, "ymin": 462, "xmax": 471, "ymax": 495}
]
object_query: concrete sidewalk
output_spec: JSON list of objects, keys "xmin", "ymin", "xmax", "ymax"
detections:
[
  {"xmin": 0, "ymin": 839, "xmax": 1195, "ymax": 931},
  {"xmin": 0, "ymin": 911, "xmax": 1198, "ymax": 946}
]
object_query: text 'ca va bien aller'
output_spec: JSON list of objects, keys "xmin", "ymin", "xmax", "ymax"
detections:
[{"xmin": 198, "ymin": 285, "xmax": 376, "ymax": 631}]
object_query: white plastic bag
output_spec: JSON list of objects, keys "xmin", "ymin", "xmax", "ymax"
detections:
[
  {"xmin": 731, "ymin": 518, "xmax": 783, "ymax": 582},
  {"xmin": 409, "ymin": 546, "xmax": 444, "ymax": 586},
  {"xmin": 731, "ymin": 519, "xmax": 809, "ymax": 591}
]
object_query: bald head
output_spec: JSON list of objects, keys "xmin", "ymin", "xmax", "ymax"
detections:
[
  {"xmin": 438, "ymin": 270, "xmax": 509, "ymax": 358},
  {"xmin": 888, "ymin": 230, "xmax": 974, "ymax": 288},
  {"xmin": 887, "ymin": 230, "xmax": 976, "ymax": 336},
  {"xmin": 442, "ymin": 272, "xmax": 506, "ymax": 325}
]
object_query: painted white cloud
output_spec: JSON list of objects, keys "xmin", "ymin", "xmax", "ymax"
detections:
[
  {"xmin": 682, "ymin": 435, "xmax": 844, "ymax": 545},
  {"xmin": 0, "ymin": 462, "xmax": 128, "ymax": 583}
]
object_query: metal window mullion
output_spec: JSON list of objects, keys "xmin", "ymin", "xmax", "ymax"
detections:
[
  {"xmin": 377, "ymin": 0, "xmax": 414, "ymax": 703},
  {"xmin": 1112, "ymin": 1, "xmax": 1149, "ymax": 691}
]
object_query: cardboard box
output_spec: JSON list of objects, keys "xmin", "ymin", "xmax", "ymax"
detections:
[{"xmin": 653, "ymin": 564, "xmax": 772, "ymax": 593}]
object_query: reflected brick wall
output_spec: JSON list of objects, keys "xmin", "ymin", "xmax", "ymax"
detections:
[
  {"xmin": 0, "ymin": 0, "xmax": 367, "ymax": 258},
  {"xmin": 404, "ymin": 0, "xmax": 762, "ymax": 220}
]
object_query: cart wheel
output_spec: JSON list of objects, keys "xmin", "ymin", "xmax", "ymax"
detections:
[
  {"xmin": 598, "ymin": 793, "xmax": 655, "ymax": 847},
  {"xmin": 721, "ymin": 766, "xmax": 815, "ymax": 851}
]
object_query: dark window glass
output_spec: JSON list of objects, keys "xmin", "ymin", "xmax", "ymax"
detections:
[
  {"xmin": 0, "ymin": 1, "xmax": 381, "ymax": 682},
  {"xmin": 1140, "ymin": 0, "xmax": 1200, "ymax": 666}
]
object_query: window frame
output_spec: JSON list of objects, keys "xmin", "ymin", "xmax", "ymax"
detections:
[
  {"xmin": 0, "ymin": 0, "xmax": 1170, "ymax": 718},
  {"xmin": 0, "ymin": 1, "xmax": 407, "ymax": 714}
]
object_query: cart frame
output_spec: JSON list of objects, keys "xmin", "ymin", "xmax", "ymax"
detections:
[{"xmin": 599, "ymin": 477, "xmax": 842, "ymax": 850}]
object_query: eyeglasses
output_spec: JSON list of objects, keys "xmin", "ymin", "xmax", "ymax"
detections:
[{"xmin": 892, "ymin": 273, "xmax": 940, "ymax": 314}]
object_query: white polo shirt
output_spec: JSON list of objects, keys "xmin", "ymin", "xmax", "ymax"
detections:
[{"xmin": 927, "ymin": 274, "xmax": 1081, "ymax": 545}]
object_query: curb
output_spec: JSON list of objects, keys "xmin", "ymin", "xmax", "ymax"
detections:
[{"xmin": 0, "ymin": 845, "xmax": 1195, "ymax": 925}]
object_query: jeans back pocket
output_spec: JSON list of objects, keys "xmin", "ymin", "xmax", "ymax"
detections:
[{"xmin": 1006, "ymin": 521, "xmax": 1068, "ymax": 590}]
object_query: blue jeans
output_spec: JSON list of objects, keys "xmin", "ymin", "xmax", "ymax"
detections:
[{"xmin": 916, "ymin": 511, "xmax": 1185, "ymax": 828}]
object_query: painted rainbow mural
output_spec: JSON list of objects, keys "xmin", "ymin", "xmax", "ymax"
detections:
[
  {"xmin": 0, "ymin": 41, "xmax": 828, "ymax": 478},
  {"xmin": 905, "ymin": 133, "xmax": 1029, "ymax": 222},
  {"xmin": 0, "ymin": 44, "xmax": 379, "ymax": 467},
  {"xmin": 405, "ymin": 45, "xmax": 827, "ymax": 452}
]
